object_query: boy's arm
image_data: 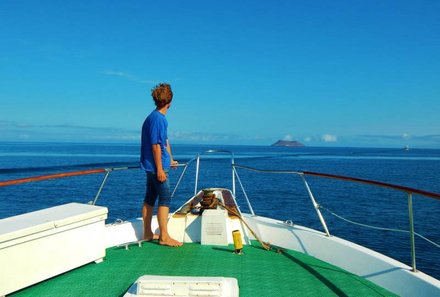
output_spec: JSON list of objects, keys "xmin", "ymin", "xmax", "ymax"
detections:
[
  {"xmin": 152, "ymin": 144, "xmax": 166, "ymax": 182},
  {"xmin": 167, "ymin": 140, "xmax": 178, "ymax": 166}
]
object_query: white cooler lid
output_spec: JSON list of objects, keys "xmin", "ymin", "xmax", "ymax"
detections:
[{"xmin": 0, "ymin": 203, "xmax": 108, "ymax": 243}]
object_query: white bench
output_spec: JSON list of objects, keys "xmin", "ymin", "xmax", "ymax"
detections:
[{"xmin": 0, "ymin": 203, "xmax": 108, "ymax": 296}]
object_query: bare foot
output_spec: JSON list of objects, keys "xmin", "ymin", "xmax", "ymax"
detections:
[
  {"xmin": 159, "ymin": 236, "xmax": 183, "ymax": 247},
  {"xmin": 143, "ymin": 233, "xmax": 160, "ymax": 241}
]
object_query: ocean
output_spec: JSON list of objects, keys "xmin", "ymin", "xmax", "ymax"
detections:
[{"xmin": 0, "ymin": 142, "xmax": 439, "ymax": 280}]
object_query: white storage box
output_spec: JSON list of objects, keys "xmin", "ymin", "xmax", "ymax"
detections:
[{"xmin": 0, "ymin": 203, "xmax": 108, "ymax": 296}]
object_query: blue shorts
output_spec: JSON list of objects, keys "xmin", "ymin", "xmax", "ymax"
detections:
[{"xmin": 144, "ymin": 171, "xmax": 171, "ymax": 207}]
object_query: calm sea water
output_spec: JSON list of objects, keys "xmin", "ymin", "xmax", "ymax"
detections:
[{"xmin": 0, "ymin": 142, "xmax": 439, "ymax": 280}]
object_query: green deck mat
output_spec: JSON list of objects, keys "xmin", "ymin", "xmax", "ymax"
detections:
[{"xmin": 11, "ymin": 241, "xmax": 397, "ymax": 297}]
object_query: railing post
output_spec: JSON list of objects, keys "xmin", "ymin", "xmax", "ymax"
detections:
[
  {"xmin": 231, "ymin": 153, "xmax": 236, "ymax": 197},
  {"xmin": 171, "ymin": 164, "xmax": 189, "ymax": 198},
  {"xmin": 233, "ymin": 167, "xmax": 255, "ymax": 216},
  {"xmin": 300, "ymin": 174, "xmax": 331, "ymax": 237},
  {"xmin": 408, "ymin": 192, "xmax": 417, "ymax": 272},
  {"xmin": 92, "ymin": 170, "xmax": 111, "ymax": 205},
  {"xmin": 194, "ymin": 155, "xmax": 200, "ymax": 196}
]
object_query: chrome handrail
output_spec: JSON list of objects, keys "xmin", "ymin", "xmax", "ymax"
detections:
[
  {"xmin": 231, "ymin": 164, "xmax": 331, "ymax": 236},
  {"xmin": 233, "ymin": 166, "xmax": 255, "ymax": 216},
  {"xmin": 299, "ymin": 174, "xmax": 331, "ymax": 237},
  {"xmin": 192, "ymin": 150, "xmax": 236, "ymax": 196},
  {"xmin": 233, "ymin": 164, "xmax": 440, "ymax": 273}
]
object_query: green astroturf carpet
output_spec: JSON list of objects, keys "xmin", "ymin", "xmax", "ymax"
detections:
[{"xmin": 11, "ymin": 241, "xmax": 397, "ymax": 297}]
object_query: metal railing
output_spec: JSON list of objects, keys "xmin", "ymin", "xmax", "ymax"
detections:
[
  {"xmin": 233, "ymin": 164, "xmax": 440, "ymax": 273},
  {"xmin": 0, "ymin": 165, "xmax": 141, "ymax": 205},
  {"xmin": 172, "ymin": 150, "xmax": 254, "ymax": 216},
  {"xmin": 2, "ymin": 150, "xmax": 439, "ymax": 273},
  {"xmin": 232, "ymin": 165, "xmax": 331, "ymax": 236}
]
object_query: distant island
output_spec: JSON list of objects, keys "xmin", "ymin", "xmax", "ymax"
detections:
[{"xmin": 271, "ymin": 140, "xmax": 304, "ymax": 147}]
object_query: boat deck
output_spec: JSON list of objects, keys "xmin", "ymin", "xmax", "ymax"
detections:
[{"xmin": 11, "ymin": 241, "xmax": 397, "ymax": 297}]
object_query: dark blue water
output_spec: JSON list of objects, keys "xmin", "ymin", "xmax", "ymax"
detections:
[{"xmin": 1, "ymin": 142, "xmax": 439, "ymax": 280}]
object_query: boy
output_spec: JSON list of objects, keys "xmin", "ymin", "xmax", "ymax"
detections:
[{"xmin": 140, "ymin": 83, "xmax": 182, "ymax": 247}]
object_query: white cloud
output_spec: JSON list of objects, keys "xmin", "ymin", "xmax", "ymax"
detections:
[
  {"xmin": 101, "ymin": 70, "xmax": 156, "ymax": 84},
  {"xmin": 0, "ymin": 120, "xmax": 140, "ymax": 143},
  {"xmin": 282, "ymin": 134, "xmax": 294, "ymax": 141},
  {"xmin": 169, "ymin": 131, "xmax": 231, "ymax": 143},
  {"xmin": 402, "ymin": 133, "xmax": 411, "ymax": 139},
  {"xmin": 322, "ymin": 134, "xmax": 337, "ymax": 142},
  {"xmin": 102, "ymin": 70, "xmax": 127, "ymax": 77},
  {"xmin": 0, "ymin": 120, "xmax": 32, "ymax": 128},
  {"xmin": 169, "ymin": 131, "xmax": 269, "ymax": 144},
  {"xmin": 358, "ymin": 134, "xmax": 440, "ymax": 145}
]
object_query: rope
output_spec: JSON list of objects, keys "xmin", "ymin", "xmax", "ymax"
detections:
[
  {"xmin": 216, "ymin": 199, "xmax": 271, "ymax": 251},
  {"xmin": 187, "ymin": 189, "xmax": 271, "ymax": 251},
  {"xmin": 320, "ymin": 205, "xmax": 440, "ymax": 249},
  {"xmin": 200, "ymin": 191, "xmax": 218, "ymax": 210}
]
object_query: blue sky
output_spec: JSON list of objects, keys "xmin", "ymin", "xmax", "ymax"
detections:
[{"xmin": 1, "ymin": 0, "xmax": 439, "ymax": 148}]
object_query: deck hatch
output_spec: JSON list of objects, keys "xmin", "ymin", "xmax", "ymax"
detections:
[{"xmin": 125, "ymin": 275, "xmax": 239, "ymax": 297}]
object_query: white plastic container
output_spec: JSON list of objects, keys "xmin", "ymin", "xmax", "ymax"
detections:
[{"xmin": 0, "ymin": 203, "xmax": 108, "ymax": 296}]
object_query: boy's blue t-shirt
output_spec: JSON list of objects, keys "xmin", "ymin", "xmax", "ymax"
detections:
[{"xmin": 140, "ymin": 110, "xmax": 170, "ymax": 173}]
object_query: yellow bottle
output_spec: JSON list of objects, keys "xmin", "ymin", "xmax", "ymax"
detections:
[{"xmin": 232, "ymin": 230, "xmax": 243, "ymax": 254}]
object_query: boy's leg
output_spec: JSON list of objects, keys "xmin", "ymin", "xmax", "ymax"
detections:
[
  {"xmin": 156, "ymin": 172, "xmax": 183, "ymax": 247},
  {"xmin": 142, "ymin": 202, "xmax": 159, "ymax": 241},
  {"xmin": 143, "ymin": 173, "xmax": 159, "ymax": 241},
  {"xmin": 158, "ymin": 205, "xmax": 182, "ymax": 247}
]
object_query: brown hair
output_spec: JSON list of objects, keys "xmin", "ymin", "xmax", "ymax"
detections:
[{"xmin": 151, "ymin": 83, "xmax": 173, "ymax": 108}]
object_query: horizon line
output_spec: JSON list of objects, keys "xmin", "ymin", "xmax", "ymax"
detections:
[{"xmin": 0, "ymin": 140, "xmax": 437, "ymax": 150}]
